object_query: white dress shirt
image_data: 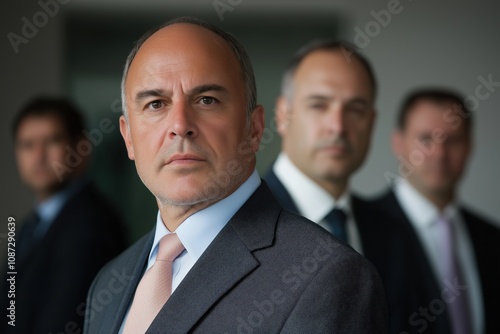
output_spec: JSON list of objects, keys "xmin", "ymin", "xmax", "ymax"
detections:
[
  {"xmin": 394, "ymin": 179, "xmax": 483, "ymax": 333},
  {"xmin": 119, "ymin": 170, "xmax": 261, "ymax": 333},
  {"xmin": 273, "ymin": 153, "xmax": 363, "ymax": 254}
]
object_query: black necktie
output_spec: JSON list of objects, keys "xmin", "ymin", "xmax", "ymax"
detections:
[
  {"xmin": 324, "ymin": 208, "xmax": 348, "ymax": 242},
  {"xmin": 18, "ymin": 211, "xmax": 41, "ymax": 263}
]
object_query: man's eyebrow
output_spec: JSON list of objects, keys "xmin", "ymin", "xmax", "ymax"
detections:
[
  {"xmin": 305, "ymin": 95, "xmax": 329, "ymax": 101},
  {"xmin": 304, "ymin": 95, "xmax": 369, "ymax": 106},
  {"xmin": 188, "ymin": 84, "xmax": 227, "ymax": 96},
  {"xmin": 345, "ymin": 97, "xmax": 369, "ymax": 106},
  {"xmin": 134, "ymin": 85, "xmax": 227, "ymax": 103},
  {"xmin": 135, "ymin": 89, "xmax": 168, "ymax": 103}
]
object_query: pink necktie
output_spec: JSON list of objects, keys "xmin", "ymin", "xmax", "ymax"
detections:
[
  {"xmin": 435, "ymin": 215, "xmax": 472, "ymax": 334},
  {"xmin": 123, "ymin": 233, "xmax": 185, "ymax": 334}
]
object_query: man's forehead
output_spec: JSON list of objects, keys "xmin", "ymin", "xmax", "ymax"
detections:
[
  {"xmin": 135, "ymin": 23, "xmax": 229, "ymax": 61},
  {"xmin": 17, "ymin": 116, "xmax": 65, "ymax": 139},
  {"xmin": 127, "ymin": 24, "xmax": 236, "ymax": 85},
  {"xmin": 294, "ymin": 50, "xmax": 371, "ymax": 88},
  {"xmin": 411, "ymin": 99, "xmax": 464, "ymax": 117},
  {"xmin": 407, "ymin": 100, "xmax": 468, "ymax": 131}
]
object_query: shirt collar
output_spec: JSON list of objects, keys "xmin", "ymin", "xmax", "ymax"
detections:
[
  {"xmin": 149, "ymin": 169, "xmax": 261, "ymax": 264},
  {"xmin": 36, "ymin": 190, "xmax": 69, "ymax": 224},
  {"xmin": 394, "ymin": 178, "xmax": 459, "ymax": 228},
  {"xmin": 273, "ymin": 153, "xmax": 350, "ymax": 222},
  {"xmin": 34, "ymin": 178, "xmax": 88, "ymax": 239},
  {"xmin": 36, "ymin": 178, "xmax": 87, "ymax": 224}
]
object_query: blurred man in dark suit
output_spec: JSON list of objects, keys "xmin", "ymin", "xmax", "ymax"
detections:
[
  {"xmin": 84, "ymin": 18, "xmax": 387, "ymax": 334},
  {"xmin": 265, "ymin": 40, "xmax": 377, "ymax": 252},
  {"xmin": 2, "ymin": 97, "xmax": 127, "ymax": 334},
  {"xmin": 372, "ymin": 88, "xmax": 500, "ymax": 333},
  {"xmin": 265, "ymin": 40, "xmax": 419, "ymax": 333}
]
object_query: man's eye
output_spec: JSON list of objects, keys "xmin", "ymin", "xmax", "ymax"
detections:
[
  {"xmin": 17, "ymin": 141, "xmax": 33, "ymax": 151},
  {"xmin": 309, "ymin": 103, "xmax": 327, "ymax": 111},
  {"xmin": 419, "ymin": 137, "xmax": 433, "ymax": 144},
  {"xmin": 346, "ymin": 107, "xmax": 364, "ymax": 114},
  {"xmin": 147, "ymin": 100, "xmax": 163, "ymax": 110},
  {"xmin": 200, "ymin": 97, "xmax": 216, "ymax": 105}
]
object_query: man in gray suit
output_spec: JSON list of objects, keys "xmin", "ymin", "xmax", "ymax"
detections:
[{"xmin": 84, "ymin": 17, "xmax": 387, "ymax": 334}]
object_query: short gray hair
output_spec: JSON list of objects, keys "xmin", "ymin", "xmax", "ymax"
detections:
[
  {"xmin": 281, "ymin": 40, "xmax": 377, "ymax": 101},
  {"xmin": 121, "ymin": 17, "xmax": 257, "ymax": 119}
]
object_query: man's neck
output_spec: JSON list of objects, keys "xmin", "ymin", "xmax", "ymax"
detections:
[
  {"xmin": 409, "ymin": 180, "xmax": 455, "ymax": 212},
  {"xmin": 158, "ymin": 200, "xmax": 218, "ymax": 232},
  {"xmin": 35, "ymin": 181, "xmax": 70, "ymax": 203},
  {"xmin": 313, "ymin": 177, "xmax": 348, "ymax": 201},
  {"xmin": 158, "ymin": 168, "xmax": 255, "ymax": 231}
]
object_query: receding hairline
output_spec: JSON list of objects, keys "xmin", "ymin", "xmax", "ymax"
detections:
[
  {"xmin": 397, "ymin": 88, "xmax": 473, "ymax": 133},
  {"xmin": 121, "ymin": 18, "xmax": 257, "ymax": 118},
  {"xmin": 405, "ymin": 98, "xmax": 467, "ymax": 124},
  {"xmin": 281, "ymin": 42, "xmax": 377, "ymax": 102},
  {"xmin": 125, "ymin": 22, "xmax": 235, "ymax": 80}
]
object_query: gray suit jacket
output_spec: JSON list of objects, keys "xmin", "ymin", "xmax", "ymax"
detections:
[{"xmin": 84, "ymin": 182, "xmax": 387, "ymax": 333}]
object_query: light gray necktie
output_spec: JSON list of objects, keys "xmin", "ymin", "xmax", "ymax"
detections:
[
  {"xmin": 435, "ymin": 215, "xmax": 472, "ymax": 334},
  {"xmin": 123, "ymin": 233, "xmax": 185, "ymax": 334}
]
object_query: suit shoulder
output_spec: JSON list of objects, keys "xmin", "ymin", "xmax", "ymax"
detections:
[
  {"xmin": 69, "ymin": 184, "xmax": 122, "ymax": 221},
  {"xmin": 365, "ymin": 189, "xmax": 395, "ymax": 206},
  {"xmin": 275, "ymin": 209, "xmax": 369, "ymax": 264},
  {"xmin": 58, "ymin": 183, "xmax": 126, "ymax": 236},
  {"xmin": 461, "ymin": 206, "xmax": 499, "ymax": 227},
  {"xmin": 460, "ymin": 206, "xmax": 500, "ymax": 238}
]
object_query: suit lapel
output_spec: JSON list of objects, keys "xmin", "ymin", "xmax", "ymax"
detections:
[
  {"xmin": 147, "ymin": 182, "xmax": 279, "ymax": 333},
  {"xmin": 264, "ymin": 169, "xmax": 299, "ymax": 213},
  {"xmin": 107, "ymin": 231, "xmax": 154, "ymax": 333},
  {"xmin": 381, "ymin": 191, "xmax": 452, "ymax": 333}
]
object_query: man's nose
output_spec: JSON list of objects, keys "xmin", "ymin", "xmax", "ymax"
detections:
[{"xmin": 167, "ymin": 101, "xmax": 198, "ymax": 139}]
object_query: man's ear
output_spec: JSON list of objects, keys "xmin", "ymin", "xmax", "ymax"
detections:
[
  {"xmin": 250, "ymin": 105, "xmax": 265, "ymax": 153},
  {"xmin": 275, "ymin": 96, "xmax": 290, "ymax": 137},
  {"xmin": 119, "ymin": 115, "xmax": 135, "ymax": 160}
]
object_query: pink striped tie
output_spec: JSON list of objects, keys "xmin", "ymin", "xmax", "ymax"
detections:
[
  {"xmin": 123, "ymin": 233, "xmax": 185, "ymax": 334},
  {"xmin": 435, "ymin": 215, "xmax": 472, "ymax": 334}
]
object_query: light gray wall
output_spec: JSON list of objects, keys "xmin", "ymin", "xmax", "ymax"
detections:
[{"xmin": 2, "ymin": 0, "xmax": 499, "ymax": 239}]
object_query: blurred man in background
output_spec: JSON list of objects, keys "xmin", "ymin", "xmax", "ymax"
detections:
[
  {"xmin": 265, "ymin": 40, "xmax": 429, "ymax": 333},
  {"xmin": 2, "ymin": 97, "xmax": 127, "ymax": 334},
  {"xmin": 265, "ymin": 40, "xmax": 377, "ymax": 252},
  {"xmin": 372, "ymin": 88, "xmax": 500, "ymax": 333}
]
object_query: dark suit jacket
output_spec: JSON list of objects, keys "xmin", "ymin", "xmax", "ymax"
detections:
[
  {"xmin": 265, "ymin": 169, "xmax": 425, "ymax": 334},
  {"xmin": 84, "ymin": 182, "xmax": 387, "ymax": 333},
  {"xmin": 371, "ymin": 190, "xmax": 500, "ymax": 334},
  {"xmin": 2, "ymin": 182, "xmax": 127, "ymax": 334}
]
